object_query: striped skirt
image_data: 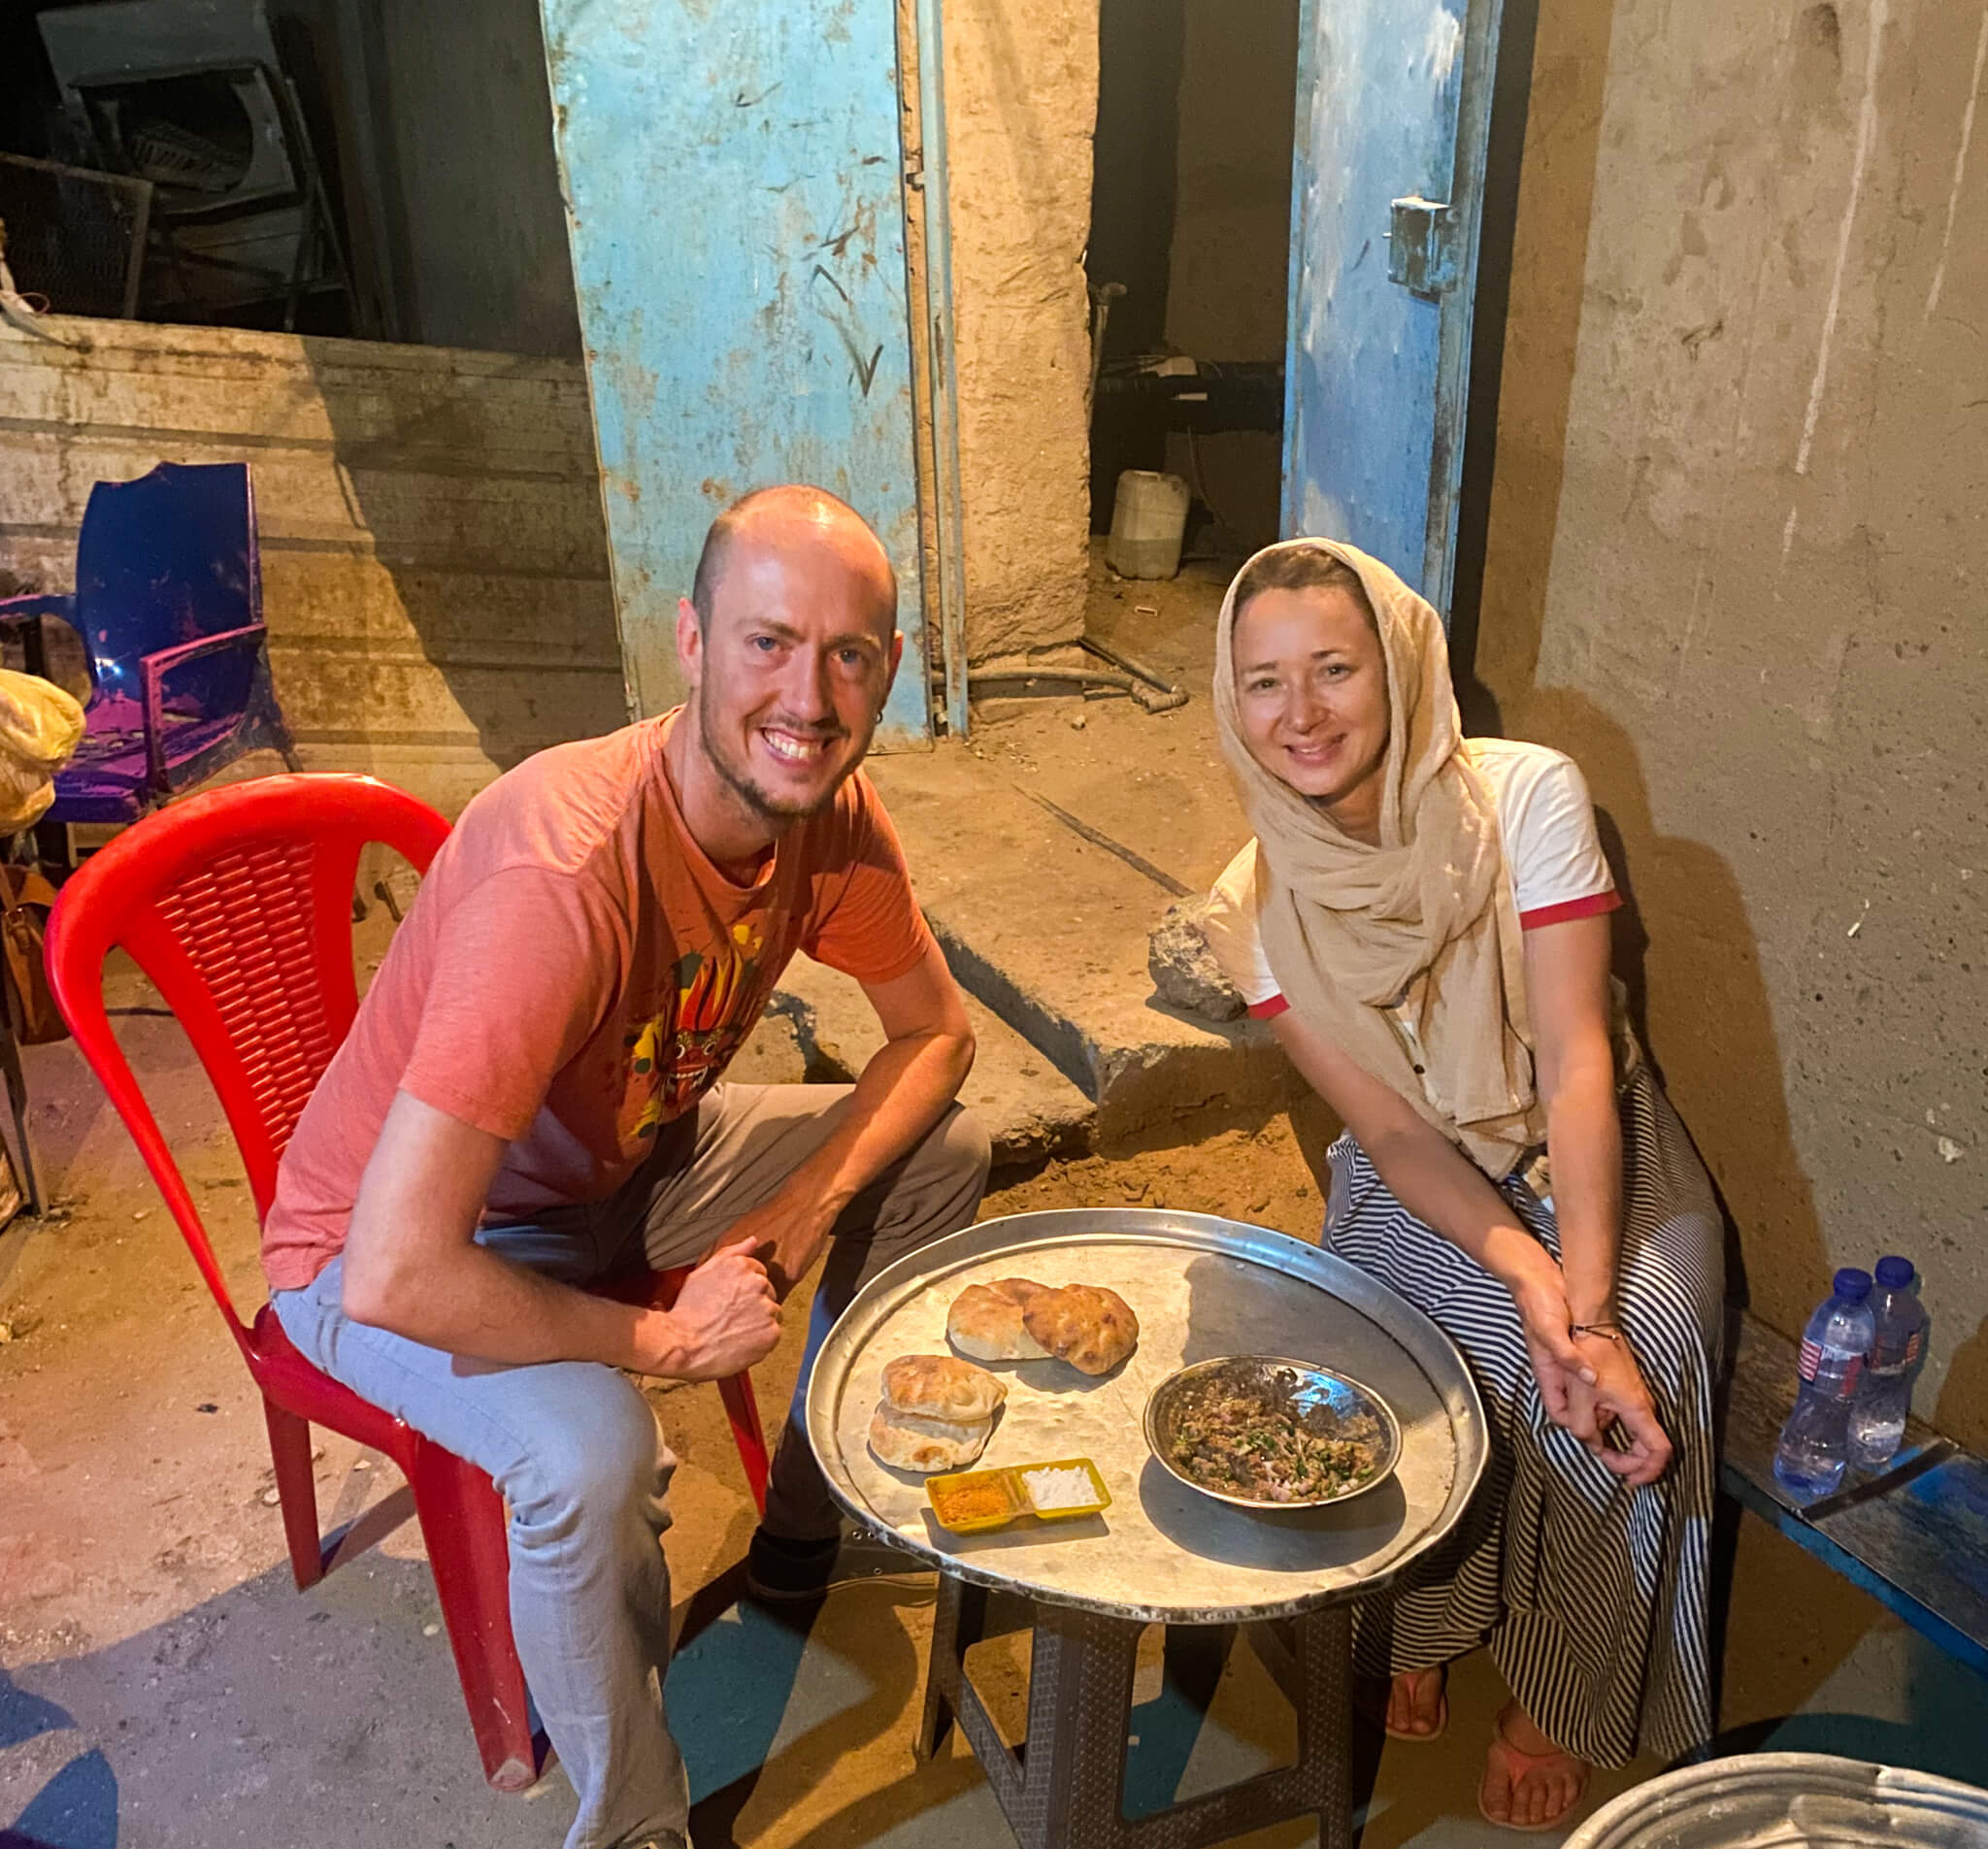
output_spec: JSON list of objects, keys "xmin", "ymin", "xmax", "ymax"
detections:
[{"xmin": 1326, "ymin": 1064, "xmax": 1725, "ymax": 1767}]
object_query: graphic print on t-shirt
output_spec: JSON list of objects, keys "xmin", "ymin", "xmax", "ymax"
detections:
[{"xmin": 616, "ymin": 919, "xmax": 770, "ymax": 1151}]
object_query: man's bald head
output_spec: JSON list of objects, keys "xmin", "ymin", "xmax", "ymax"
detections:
[
  {"xmin": 690, "ymin": 485, "xmax": 897, "ymax": 635},
  {"xmin": 674, "ymin": 483, "xmax": 906, "ymax": 838}
]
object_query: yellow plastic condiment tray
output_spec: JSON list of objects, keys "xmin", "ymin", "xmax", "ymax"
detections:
[{"xmin": 926, "ymin": 1457, "xmax": 1112, "ymax": 1534}]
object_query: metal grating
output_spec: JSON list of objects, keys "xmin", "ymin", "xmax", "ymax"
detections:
[
  {"xmin": 0, "ymin": 151, "xmax": 151, "ymax": 320},
  {"xmin": 156, "ymin": 839, "xmax": 334, "ymax": 1161}
]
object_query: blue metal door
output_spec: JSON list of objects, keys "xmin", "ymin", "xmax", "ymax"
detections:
[
  {"xmin": 539, "ymin": 0, "xmax": 934, "ymax": 742},
  {"xmin": 1283, "ymin": 0, "xmax": 1506, "ymax": 612}
]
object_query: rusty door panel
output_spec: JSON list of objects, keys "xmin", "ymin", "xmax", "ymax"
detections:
[
  {"xmin": 1284, "ymin": 0, "xmax": 1506, "ymax": 614},
  {"xmin": 540, "ymin": 0, "xmax": 930, "ymax": 740}
]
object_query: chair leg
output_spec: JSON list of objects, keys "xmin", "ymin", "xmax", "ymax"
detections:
[
  {"xmin": 31, "ymin": 818, "xmax": 69, "ymax": 877},
  {"xmin": 406, "ymin": 1435, "xmax": 543, "ymax": 1794},
  {"xmin": 716, "ymin": 1370, "xmax": 770, "ymax": 1515},
  {"xmin": 262, "ymin": 1400, "xmax": 325, "ymax": 1591},
  {"xmin": 0, "ymin": 1014, "xmax": 40, "ymax": 1217}
]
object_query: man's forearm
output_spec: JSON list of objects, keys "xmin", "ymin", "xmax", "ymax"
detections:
[
  {"xmin": 342, "ymin": 1234, "xmax": 679, "ymax": 1371},
  {"xmin": 763, "ymin": 1025, "xmax": 973, "ymax": 1267}
]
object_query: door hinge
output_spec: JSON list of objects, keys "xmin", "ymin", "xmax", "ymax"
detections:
[{"xmin": 1386, "ymin": 196, "xmax": 1458, "ymax": 296}]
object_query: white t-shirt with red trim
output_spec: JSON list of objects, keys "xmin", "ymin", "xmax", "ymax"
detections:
[{"xmin": 1203, "ymin": 737, "xmax": 1621, "ymax": 1019}]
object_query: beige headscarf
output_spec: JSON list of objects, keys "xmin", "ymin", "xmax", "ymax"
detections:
[{"xmin": 1213, "ymin": 538, "xmax": 1544, "ymax": 1177}]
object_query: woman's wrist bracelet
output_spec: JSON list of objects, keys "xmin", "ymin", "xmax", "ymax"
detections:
[{"xmin": 1570, "ymin": 1320, "xmax": 1625, "ymax": 1344}]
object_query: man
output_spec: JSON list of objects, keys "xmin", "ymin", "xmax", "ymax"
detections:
[{"xmin": 261, "ymin": 485, "xmax": 989, "ymax": 1849}]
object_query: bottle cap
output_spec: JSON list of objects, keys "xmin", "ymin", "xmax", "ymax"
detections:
[
  {"xmin": 1834, "ymin": 1268, "xmax": 1872, "ymax": 1303},
  {"xmin": 1874, "ymin": 1256, "xmax": 1915, "ymax": 1289}
]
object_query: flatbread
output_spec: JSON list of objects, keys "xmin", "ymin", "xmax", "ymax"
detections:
[
  {"xmin": 1023, "ymin": 1284, "xmax": 1140, "ymax": 1375},
  {"xmin": 946, "ymin": 1278, "xmax": 1051, "ymax": 1362},
  {"xmin": 868, "ymin": 1402, "xmax": 993, "ymax": 1473},
  {"xmin": 881, "ymin": 1352, "xmax": 1009, "ymax": 1423}
]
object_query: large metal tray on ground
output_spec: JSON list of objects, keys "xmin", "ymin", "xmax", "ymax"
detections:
[{"xmin": 808, "ymin": 1208, "xmax": 1489, "ymax": 1624}]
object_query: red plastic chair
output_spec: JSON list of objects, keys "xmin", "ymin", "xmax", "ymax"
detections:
[{"xmin": 46, "ymin": 774, "xmax": 771, "ymax": 1793}]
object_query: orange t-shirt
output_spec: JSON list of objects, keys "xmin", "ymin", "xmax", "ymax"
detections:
[{"xmin": 260, "ymin": 712, "xmax": 935, "ymax": 1292}]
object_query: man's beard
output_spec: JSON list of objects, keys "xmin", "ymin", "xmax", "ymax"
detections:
[{"xmin": 696, "ymin": 692, "xmax": 862, "ymax": 826}]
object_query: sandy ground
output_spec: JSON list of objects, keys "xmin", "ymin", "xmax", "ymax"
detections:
[
  {"xmin": 5, "ymin": 1002, "xmax": 1986, "ymax": 1849},
  {"xmin": 4, "ymin": 671, "xmax": 1985, "ymax": 1843}
]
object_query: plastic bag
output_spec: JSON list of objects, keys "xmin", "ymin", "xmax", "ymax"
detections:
[{"xmin": 0, "ymin": 669, "xmax": 84, "ymax": 832}]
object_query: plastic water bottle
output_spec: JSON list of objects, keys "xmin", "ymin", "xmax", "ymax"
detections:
[
  {"xmin": 1847, "ymin": 1256, "xmax": 1929, "ymax": 1471},
  {"xmin": 1773, "ymin": 1270, "xmax": 1875, "ymax": 1499}
]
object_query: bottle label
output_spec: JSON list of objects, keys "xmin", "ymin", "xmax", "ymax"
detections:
[
  {"xmin": 1799, "ymin": 1338, "xmax": 1860, "ymax": 1392},
  {"xmin": 1906, "ymin": 1332, "xmax": 1922, "ymax": 1365}
]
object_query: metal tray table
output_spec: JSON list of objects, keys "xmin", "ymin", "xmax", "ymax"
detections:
[{"xmin": 807, "ymin": 1208, "xmax": 1488, "ymax": 1849}]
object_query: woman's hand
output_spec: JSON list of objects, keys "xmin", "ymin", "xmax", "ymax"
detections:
[
  {"xmin": 1563, "ymin": 1331, "xmax": 1672, "ymax": 1486},
  {"xmin": 1504, "ymin": 1253, "xmax": 1599, "ymax": 1428}
]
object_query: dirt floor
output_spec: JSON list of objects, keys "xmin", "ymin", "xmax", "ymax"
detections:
[
  {"xmin": 6, "ymin": 992, "xmax": 1987, "ymax": 1849},
  {"xmin": 6, "ymin": 585, "xmax": 1987, "ymax": 1843}
]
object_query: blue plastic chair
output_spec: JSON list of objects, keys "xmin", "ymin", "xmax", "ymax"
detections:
[{"xmin": 0, "ymin": 460, "xmax": 300, "ymax": 829}]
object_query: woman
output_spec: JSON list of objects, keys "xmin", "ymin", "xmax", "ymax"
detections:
[{"xmin": 1201, "ymin": 539, "xmax": 1723, "ymax": 1831}]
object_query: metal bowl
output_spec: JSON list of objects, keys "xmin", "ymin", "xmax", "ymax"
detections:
[{"xmin": 1143, "ymin": 1355, "xmax": 1404, "ymax": 1510}]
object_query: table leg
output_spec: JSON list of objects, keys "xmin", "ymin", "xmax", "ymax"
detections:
[
  {"xmin": 1020, "ymin": 1601, "xmax": 1142, "ymax": 1849},
  {"xmin": 1297, "ymin": 1603, "xmax": 1354, "ymax": 1849},
  {"xmin": 916, "ymin": 1571, "xmax": 988, "ymax": 1762},
  {"xmin": 922, "ymin": 1590, "xmax": 1358, "ymax": 1849}
]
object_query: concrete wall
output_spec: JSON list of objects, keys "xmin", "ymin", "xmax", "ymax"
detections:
[
  {"xmin": 1161, "ymin": 0, "xmax": 1300, "ymax": 550},
  {"xmin": 1477, "ymin": 0, "xmax": 1988, "ymax": 1441},
  {"xmin": 0, "ymin": 316, "xmax": 623, "ymax": 819},
  {"xmin": 944, "ymin": 0, "xmax": 1098, "ymax": 660}
]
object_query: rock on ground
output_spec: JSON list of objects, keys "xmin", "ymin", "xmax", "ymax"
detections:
[{"xmin": 1147, "ymin": 897, "xmax": 1245, "ymax": 1023}]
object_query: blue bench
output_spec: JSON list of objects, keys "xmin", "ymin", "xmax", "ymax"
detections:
[{"xmin": 1720, "ymin": 1314, "xmax": 1988, "ymax": 1680}]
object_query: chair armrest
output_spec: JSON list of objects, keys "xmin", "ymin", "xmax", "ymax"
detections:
[
  {"xmin": 0, "ymin": 594, "xmax": 76, "ymax": 624},
  {"xmin": 0, "ymin": 595, "xmax": 76, "ymax": 679},
  {"xmin": 137, "ymin": 623, "xmax": 271, "ymax": 792}
]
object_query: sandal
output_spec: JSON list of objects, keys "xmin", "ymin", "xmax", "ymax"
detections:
[
  {"xmin": 1476, "ymin": 1709, "xmax": 1590, "ymax": 1832},
  {"xmin": 1383, "ymin": 1665, "xmax": 1448, "ymax": 1742}
]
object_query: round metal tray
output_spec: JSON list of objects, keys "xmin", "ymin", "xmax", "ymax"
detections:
[
  {"xmin": 1562, "ymin": 1754, "xmax": 1988, "ymax": 1849},
  {"xmin": 807, "ymin": 1208, "xmax": 1488, "ymax": 1623},
  {"xmin": 1143, "ymin": 1355, "xmax": 1404, "ymax": 1509}
]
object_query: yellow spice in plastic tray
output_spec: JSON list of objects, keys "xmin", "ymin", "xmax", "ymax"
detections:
[{"xmin": 926, "ymin": 1458, "xmax": 1111, "ymax": 1533}]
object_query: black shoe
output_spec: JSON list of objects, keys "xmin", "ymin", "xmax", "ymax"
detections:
[{"xmin": 744, "ymin": 1528, "xmax": 842, "ymax": 1603}]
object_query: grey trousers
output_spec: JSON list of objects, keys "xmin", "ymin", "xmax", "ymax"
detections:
[{"xmin": 272, "ymin": 1082, "xmax": 991, "ymax": 1849}]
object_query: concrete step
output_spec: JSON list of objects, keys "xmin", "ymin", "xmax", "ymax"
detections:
[
  {"xmin": 867, "ymin": 737, "xmax": 1298, "ymax": 1148},
  {"xmin": 742, "ymin": 955, "xmax": 1095, "ymax": 1168}
]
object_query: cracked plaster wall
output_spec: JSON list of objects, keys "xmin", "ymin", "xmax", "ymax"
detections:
[
  {"xmin": 1478, "ymin": 0, "xmax": 1987, "ymax": 1438},
  {"xmin": 944, "ymin": 0, "xmax": 1098, "ymax": 660}
]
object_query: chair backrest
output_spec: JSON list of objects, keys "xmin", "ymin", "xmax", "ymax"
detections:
[
  {"xmin": 47, "ymin": 774, "xmax": 449, "ymax": 1331},
  {"xmin": 74, "ymin": 460, "xmax": 259, "ymax": 720}
]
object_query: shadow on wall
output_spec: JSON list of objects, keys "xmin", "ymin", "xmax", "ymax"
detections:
[
  {"xmin": 1466, "ymin": 678, "xmax": 1833, "ymax": 1335},
  {"xmin": 1934, "ymin": 1318, "xmax": 1988, "ymax": 1441},
  {"xmin": 291, "ymin": 334, "xmax": 626, "ymax": 803},
  {"xmin": 1458, "ymin": 0, "xmax": 1833, "ymax": 1341}
]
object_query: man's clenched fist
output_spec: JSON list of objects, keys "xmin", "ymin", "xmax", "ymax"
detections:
[{"xmin": 647, "ymin": 1236, "xmax": 781, "ymax": 1380}]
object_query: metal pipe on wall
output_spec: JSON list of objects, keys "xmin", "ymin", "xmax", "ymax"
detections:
[{"xmin": 911, "ymin": 0, "xmax": 971, "ymax": 739}]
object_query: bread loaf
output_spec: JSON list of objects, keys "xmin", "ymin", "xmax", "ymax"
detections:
[
  {"xmin": 946, "ymin": 1278, "xmax": 1051, "ymax": 1361},
  {"xmin": 1023, "ymin": 1284, "xmax": 1140, "ymax": 1375},
  {"xmin": 880, "ymin": 1353, "xmax": 1008, "ymax": 1423},
  {"xmin": 868, "ymin": 1403, "xmax": 993, "ymax": 1472}
]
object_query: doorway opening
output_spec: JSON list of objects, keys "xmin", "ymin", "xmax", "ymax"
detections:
[
  {"xmin": 1084, "ymin": 0, "xmax": 1303, "ymax": 567},
  {"xmin": 1, "ymin": 0, "xmax": 581, "ymax": 353},
  {"xmin": 0, "ymin": 0, "xmax": 627, "ymax": 846}
]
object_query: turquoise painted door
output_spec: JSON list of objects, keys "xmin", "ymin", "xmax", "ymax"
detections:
[
  {"xmin": 1283, "ymin": 0, "xmax": 1506, "ymax": 613},
  {"xmin": 539, "ymin": 0, "xmax": 932, "ymax": 742}
]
